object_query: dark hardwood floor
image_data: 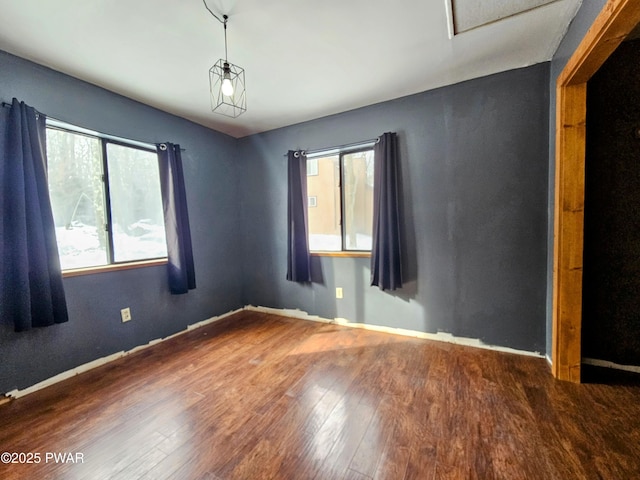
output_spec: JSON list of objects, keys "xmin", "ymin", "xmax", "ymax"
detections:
[{"xmin": 1, "ymin": 311, "xmax": 639, "ymax": 479}]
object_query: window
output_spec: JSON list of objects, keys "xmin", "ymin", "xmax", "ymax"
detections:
[
  {"xmin": 307, "ymin": 148, "xmax": 374, "ymax": 252},
  {"xmin": 307, "ymin": 157, "xmax": 319, "ymax": 176},
  {"xmin": 46, "ymin": 126, "xmax": 167, "ymax": 270},
  {"xmin": 308, "ymin": 195, "xmax": 317, "ymax": 208}
]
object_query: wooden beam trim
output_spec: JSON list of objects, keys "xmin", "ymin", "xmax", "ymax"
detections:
[
  {"xmin": 559, "ymin": 0, "xmax": 640, "ymax": 86},
  {"xmin": 62, "ymin": 258, "xmax": 168, "ymax": 278},
  {"xmin": 310, "ymin": 252, "xmax": 371, "ymax": 258},
  {"xmin": 553, "ymin": 83, "xmax": 586, "ymax": 382}
]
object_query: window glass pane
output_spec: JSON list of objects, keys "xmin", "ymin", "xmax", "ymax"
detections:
[
  {"xmin": 307, "ymin": 155, "xmax": 341, "ymax": 251},
  {"xmin": 106, "ymin": 144, "xmax": 167, "ymax": 262},
  {"xmin": 46, "ymin": 128, "xmax": 108, "ymax": 269},
  {"xmin": 307, "ymin": 158, "xmax": 318, "ymax": 176},
  {"xmin": 343, "ymin": 150, "xmax": 374, "ymax": 250}
]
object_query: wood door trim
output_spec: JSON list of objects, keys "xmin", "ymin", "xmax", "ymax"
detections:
[{"xmin": 552, "ymin": 0, "xmax": 640, "ymax": 382}]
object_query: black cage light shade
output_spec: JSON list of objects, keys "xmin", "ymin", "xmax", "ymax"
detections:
[
  {"xmin": 203, "ymin": 7, "xmax": 247, "ymax": 119},
  {"xmin": 209, "ymin": 59, "xmax": 246, "ymax": 118}
]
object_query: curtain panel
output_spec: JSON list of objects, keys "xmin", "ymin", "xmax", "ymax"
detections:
[
  {"xmin": 286, "ymin": 150, "xmax": 311, "ymax": 282},
  {"xmin": 157, "ymin": 143, "xmax": 196, "ymax": 294},
  {"xmin": 371, "ymin": 132, "xmax": 403, "ymax": 291},
  {"xmin": 0, "ymin": 98, "xmax": 69, "ymax": 331}
]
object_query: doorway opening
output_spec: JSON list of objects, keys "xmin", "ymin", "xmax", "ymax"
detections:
[{"xmin": 552, "ymin": 0, "xmax": 640, "ymax": 382}]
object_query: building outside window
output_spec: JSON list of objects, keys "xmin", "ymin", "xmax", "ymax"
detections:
[{"xmin": 306, "ymin": 148, "xmax": 374, "ymax": 252}]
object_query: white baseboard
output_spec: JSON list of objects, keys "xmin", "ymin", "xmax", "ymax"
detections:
[
  {"xmin": 4, "ymin": 308, "xmax": 244, "ymax": 400},
  {"xmin": 4, "ymin": 305, "xmax": 547, "ymax": 401},
  {"xmin": 582, "ymin": 357, "xmax": 640, "ymax": 374},
  {"xmin": 247, "ymin": 305, "xmax": 544, "ymax": 359},
  {"xmin": 246, "ymin": 305, "xmax": 333, "ymax": 324},
  {"xmin": 546, "ymin": 354, "xmax": 552, "ymax": 367}
]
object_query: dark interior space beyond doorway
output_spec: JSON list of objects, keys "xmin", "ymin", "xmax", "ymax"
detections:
[
  {"xmin": 582, "ymin": 364, "xmax": 640, "ymax": 386},
  {"xmin": 583, "ymin": 38, "xmax": 640, "ymax": 367}
]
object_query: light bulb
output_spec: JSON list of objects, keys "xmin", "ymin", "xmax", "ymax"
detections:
[{"xmin": 221, "ymin": 76, "xmax": 234, "ymax": 96}]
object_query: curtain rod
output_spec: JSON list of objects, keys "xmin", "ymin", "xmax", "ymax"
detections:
[
  {"xmin": 2, "ymin": 101, "xmax": 44, "ymax": 116},
  {"xmin": 2, "ymin": 101, "xmax": 183, "ymax": 152},
  {"xmin": 285, "ymin": 137, "xmax": 380, "ymax": 157}
]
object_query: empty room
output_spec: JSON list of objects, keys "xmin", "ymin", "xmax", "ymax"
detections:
[{"xmin": 1, "ymin": 0, "xmax": 640, "ymax": 478}]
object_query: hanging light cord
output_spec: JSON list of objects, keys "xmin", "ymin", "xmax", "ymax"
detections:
[
  {"xmin": 202, "ymin": 1, "xmax": 229, "ymax": 61},
  {"xmin": 201, "ymin": 0, "xmax": 224, "ymax": 23},
  {"xmin": 224, "ymin": 16, "xmax": 228, "ymax": 62}
]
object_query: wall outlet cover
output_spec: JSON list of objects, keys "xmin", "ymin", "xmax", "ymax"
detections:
[{"xmin": 121, "ymin": 307, "xmax": 132, "ymax": 322}]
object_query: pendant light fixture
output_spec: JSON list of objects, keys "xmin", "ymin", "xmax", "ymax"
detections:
[{"xmin": 203, "ymin": 2, "xmax": 246, "ymax": 118}]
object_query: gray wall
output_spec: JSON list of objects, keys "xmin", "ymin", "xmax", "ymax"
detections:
[
  {"xmin": 0, "ymin": 51, "xmax": 244, "ymax": 393},
  {"xmin": 546, "ymin": 0, "xmax": 607, "ymax": 357},
  {"xmin": 239, "ymin": 64, "xmax": 550, "ymax": 353}
]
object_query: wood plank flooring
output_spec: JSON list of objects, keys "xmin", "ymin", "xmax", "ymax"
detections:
[{"xmin": 1, "ymin": 311, "xmax": 639, "ymax": 479}]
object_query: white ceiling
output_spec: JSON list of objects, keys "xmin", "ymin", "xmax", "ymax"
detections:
[{"xmin": 0, "ymin": 0, "xmax": 582, "ymax": 138}]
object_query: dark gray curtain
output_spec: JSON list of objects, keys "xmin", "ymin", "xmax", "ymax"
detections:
[
  {"xmin": 157, "ymin": 142, "xmax": 196, "ymax": 294},
  {"xmin": 286, "ymin": 150, "xmax": 311, "ymax": 282},
  {"xmin": 0, "ymin": 98, "xmax": 68, "ymax": 331},
  {"xmin": 371, "ymin": 132, "xmax": 403, "ymax": 291}
]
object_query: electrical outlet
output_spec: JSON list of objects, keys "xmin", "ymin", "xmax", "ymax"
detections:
[
  {"xmin": 121, "ymin": 307, "xmax": 132, "ymax": 322},
  {"xmin": 336, "ymin": 287, "xmax": 343, "ymax": 299}
]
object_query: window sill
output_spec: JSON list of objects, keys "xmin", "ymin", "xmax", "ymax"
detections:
[
  {"xmin": 62, "ymin": 258, "xmax": 168, "ymax": 278},
  {"xmin": 311, "ymin": 251, "xmax": 371, "ymax": 258}
]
